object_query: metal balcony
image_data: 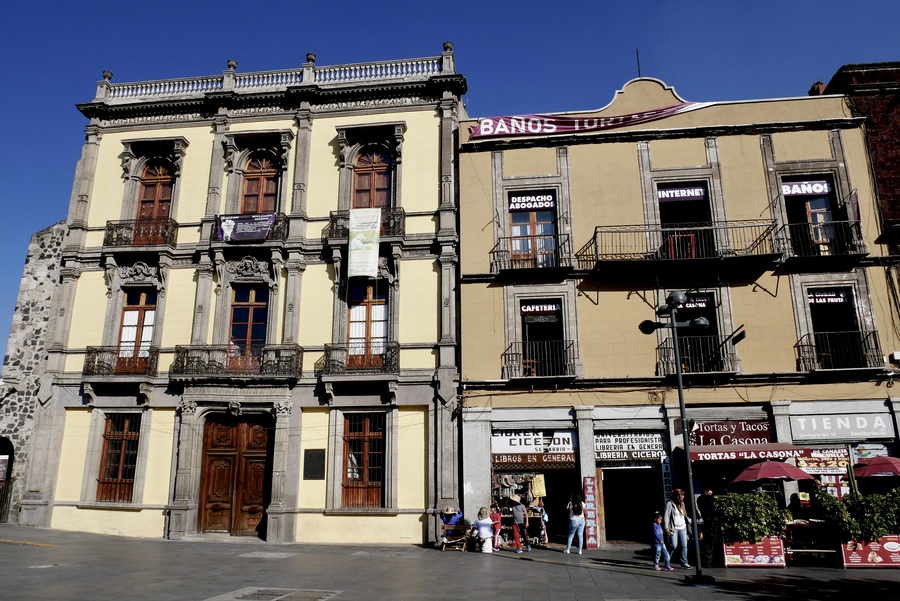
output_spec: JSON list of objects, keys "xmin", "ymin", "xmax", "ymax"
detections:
[
  {"xmin": 104, "ymin": 218, "xmax": 178, "ymax": 247},
  {"xmin": 657, "ymin": 335, "xmax": 738, "ymax": 376},
  {"xmin": 796, "ymin": 330, "xmax": 883, "ymax": 372},
  {"xmin": 83, "ymin": 346, "xmax": 160, "ymax": 377},
  {"xmin": 169, "ymin": 344, "xmax": 303, "ymax": 379},
  {"xmin": 321, "ymin": 342, "xmax": 400, "ymax": 375},
  {"xmin": 777, "ymin": 221, "xmax": 867, "ymax": 270},
  {"xmin": 490, "ymin": 234, "xmax": 573, "ymax": 273},
  {"xmin": 214, "ymin": 212, "xmax": 288, "ymax": 243},
  {"xmin": 326, "ymin": 208, "xmax": 405, "ymax": 239},
  {"xmin": 502, "ymin": 340, "xmax": 577, "ymax": 378}
]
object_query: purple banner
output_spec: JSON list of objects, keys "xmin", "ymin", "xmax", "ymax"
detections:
[
  {"xmin": 470, "ymin": 102, "xmax": 710, "ymax": 139},
  {"xmin": 217, "ymin": 213, "xmax": 276, "ymax": 242}
]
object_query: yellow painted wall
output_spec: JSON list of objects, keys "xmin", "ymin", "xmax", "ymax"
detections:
[
  {"xmin": 568, "ymin": 143, "xmax": 643, "ymax": 240},
  {"xmin": 400, "ymin": 349, "xmax": 437, "ymax": 369},
  {"xmin": 502, "ymin": 147, "xmax": 558, "ymax": 178},
  {"xmin": 460, "ymin": 284, "xmax": 504, "ymax": 380},
  {"xmin": 54, "ymin": 409, "xmax": 91, "ymax": 501},
  {"xmin": 175, "ymin": 130, "xmax": 216, "ymax": 223},
  {"xmin": 296, "ymin": 513, "xmax": 424, "ymax": 544},
  {"xmin": 306, "ymin": 110, "xmax": 439, "ymax": 219},
  {"xmin": 717, "ymin": 136, "xmax": 771, "ymax": 221},
  {"xmin": 397, "ymin": 407, "xmax": 427, "ymax": 508},
  {"xmin": 67, "ymin": 271, "xmax": 108, "ymax": 349},
  {"xmin": 405, "ymin": 215, "xmax": 437, "ymax": 236},
  {"xmin": 458, "ymin": 152, "xmax": 494, "ymax": 274},
  {"xmin": 298, "ymin": 408, "xmax": 329, "ymax": 508},
  {"xmin": 159, "ymin": 268, "xmax": 197, "ymax": 349},
  {"xmin": 772, "ymin": 130, "xmax": 833, "ymax": 162},
  {"xmin": 298, "ymin": 263, "xmax": 334, "ymax": 369},
  {"xmin": 51, "ymin": 506, "xmax": 166, "ymax": 538},
  {"xmin": 399, "ymin": 260, "xmax": 438, "ymax": 342},
  {"xmin": 143, "ymin": 409, "xmax": 176, "ymax": 504},
  {"xmin": 730, "ymin": 276, "xmax": 799, "ymax": 373},
  {"xmin": 649, "ymin": 138, "xmax": 707, "ymax": 169},
  {"xmin": 576, "ymin": 288, "xmax": 659, "ymax": 378}
]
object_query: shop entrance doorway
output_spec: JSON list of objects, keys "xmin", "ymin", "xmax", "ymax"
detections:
[
  {"xmin": 541, "ymin": 468, "xmax": 583, "ymax": 545},
  {"xmin": 602, "ymin": 465, "xmax": 663, "ymax": 543}
]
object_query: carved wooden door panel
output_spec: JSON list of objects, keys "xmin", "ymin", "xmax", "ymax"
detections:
[{"xmin": 200, "ymin": 416, "xmax": 270, "ymax": 537}]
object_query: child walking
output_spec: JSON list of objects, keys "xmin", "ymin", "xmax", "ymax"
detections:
[{"xmin": 652, "ymin": 513, "xmax": 674, "ymax": 571}]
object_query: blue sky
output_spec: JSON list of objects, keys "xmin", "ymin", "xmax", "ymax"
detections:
[{"xmin": 0, "ymin": 0, "xmax": 897, "ymax": 356}]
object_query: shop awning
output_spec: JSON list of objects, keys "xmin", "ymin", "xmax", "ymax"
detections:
[{"xmin": 682, "ymin": 443, "xmax": 808, "ymax": 461}]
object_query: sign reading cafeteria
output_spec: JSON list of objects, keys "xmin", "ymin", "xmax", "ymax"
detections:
[
  {"xmin": 470, "ymin": 102, "xmax": 711, "ymax": 139},
  {"xmin": 594, "ymin": 431, "xmax": 664, "ymax": 461}
]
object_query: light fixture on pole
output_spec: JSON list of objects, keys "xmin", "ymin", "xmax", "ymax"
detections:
[{"xmin": 640, "ymin": 290, "xmax": 714, "ymax": 585}]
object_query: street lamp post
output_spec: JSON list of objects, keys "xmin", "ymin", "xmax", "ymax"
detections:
[{"xmin": 640, "ymin": 290, "xmax": 714, "ymax": 585}]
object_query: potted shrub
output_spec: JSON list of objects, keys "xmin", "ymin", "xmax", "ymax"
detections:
[
  {"xmin": 713, "ymin": 492, "xmax": 790, "ymax": 567},
  {"xmin": 838, "ymin": 488, "xmax": 900, "ymax": 567}
]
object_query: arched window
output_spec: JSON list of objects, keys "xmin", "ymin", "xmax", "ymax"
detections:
[
  {"xmin": 135, "ymin": 162, "xmax": 173, "ymax": 245},
  {"xmin": 353, "ymin": 148, "xmax": 393, "ymax": 211},
  {"xmin": 241, "ymin": 154, "xmax": 280, "ymax": 214}
]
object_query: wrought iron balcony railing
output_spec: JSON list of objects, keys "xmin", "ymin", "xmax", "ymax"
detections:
[
  {"xmin": 83, "ymin": 346, "xmax": 160, "ymax": 377},
  {"xmin": 778, "ymin": 220, "xmax": 866, "ymax": 258},
  {"xmin": 169, "ymin": 344, "xmax": 303, "ymax": 378},
  {"xmin": 104, "ymin": 218, "xmax": 178, "ymax": 247},
  {"xmin": 490, "ymin": 234, "xmax": 572, "ymax": 271},
  {"xmin": 214, "ymin": 212, "xmax": 288, "ymax": 242},
  {"xmin": 576, "ymin": 220, "xmax": 777, "ymax": 268},
  {"xmin": 321, "ymin": 341, "xmax": 400, "ymax": 375},
  {"xmin": 502, "ymin": 340, "xmax": 577, "ymax": 378},
  {"xmin": 326, "ymin": 208, "xmax": 406, "ymax": 239},
  {"xmin": 796, "ymin": 330, "xmax": 882, "ymax": 372},
  {"xmin": 657, "ymin": 335, "xmax": 738, "ymax": 376}
]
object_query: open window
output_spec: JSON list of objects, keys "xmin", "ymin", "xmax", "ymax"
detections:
[
  {"xmin": 782, "ymin": 178, "xmax": 853, "ymax": 257},
  {"xmin": 805, "ymin": 288, "xmax": 871, "ymax": 369},
  {"xmin": 656, "ymin": 182, "xmax": 715, "ymax": 259},
  {"xmin": 508, "ymin": 190, "xmax": 559, "ymax": 269},
  {"xmin": 116, "ymin": 288, "xmax": 157, "ymax": 374}
]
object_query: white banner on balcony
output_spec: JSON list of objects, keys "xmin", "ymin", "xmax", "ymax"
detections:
[{"xmin": 348, "ymin": 208, "xmax": 381, "ymax": 278}]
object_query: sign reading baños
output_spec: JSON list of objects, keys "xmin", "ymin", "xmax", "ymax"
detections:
[{"xmin": 470, "ymin": 102, "xmax": 710, "ymax": 139}]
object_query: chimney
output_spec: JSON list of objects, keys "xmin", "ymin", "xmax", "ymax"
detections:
[{"xmin": 808, "ymin": 81, "xmax": 827, "ymax": 96}]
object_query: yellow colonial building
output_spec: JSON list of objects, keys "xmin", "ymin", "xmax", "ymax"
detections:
[
  {"xmin": 458, "ymin": 78, "xmax": 900, "ymax": 545},
  {"xmin": 16, "ymin": 45, "xmax": 466, "ymax": 543}
]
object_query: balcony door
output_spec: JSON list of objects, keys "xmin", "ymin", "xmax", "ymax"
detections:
[
  {"xmin": 116, "ymin": 289, "xmax": 156, "ymax": 374},
  {"xmin": 135, "ymin": 163, "xmax": 172, "ymax": 245},
  {"xmin": 228, "ymin": 286, "xmax": 268, "ymax": 373},
  {"xmin": 808, "ymin": 288, "xmax": 865, "ymax": 369},
  {"xmin": 354, "ymin": 148, "xmax": 393, "ymax": 232},
  {"xmin": 785, "ymin": 183, "xmax": 838, "ymax": 257},
  {"xmin": 510, "ymin": 209, "xmax": 557, "ymax": 269},
  {"xmin": 520, "ymin": 301, "xmax": 566, "ymax": 376},
  {"xmin": 241, "ymin": 155, "xmax": 279, "ymax": 214},
  {"xmin": 674, "ymin": 293, "xmax": 721, "ymax": 373},
  {"xmin": 657, "ymin": 183, "xmax": 713, "ymax": 259},
  {"xmin": 348, "ymin": 281, "xmax": 388, "ymax": 368}
]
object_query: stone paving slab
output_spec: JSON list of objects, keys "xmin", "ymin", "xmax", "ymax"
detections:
[{"xmin": 2, "ymin": 524, "xmax": 900, "ymax": 600}]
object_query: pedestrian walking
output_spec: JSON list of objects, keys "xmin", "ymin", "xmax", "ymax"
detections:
[
  {"xmin": 664, "ymin": 489, "xmax": 692, "ymax": 568},
  {"xmin": 652, "ymin": 513, "xmax": 674, "ymax": 571},
  {"xmin": 564, "ymin": 493, "xmax": 585, "ymax": 554},
  {"xmin": 490, "ymin": 502, "xmax": 503, "ymax": 550},
  {"xmin": 508, "ymin": 494, "xmax": 530, "ymax": 553}
]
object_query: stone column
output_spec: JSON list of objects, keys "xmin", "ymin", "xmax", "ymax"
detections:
[
  {"xmin": 203, "ymin": 114, "xmax": 229, "ymax": 241},
  {"xmin": 575, "ymin": 406, "xmax": 595, "ymax": 485},
  {"xmin": 167, "ymin": 399, "xmax": 200, "ymax": 539},
  {"xmin": 769, "ymin": 400, "xmax": 799, "ymax": 504},
  {"xmin": 281, "ymin": 254, "xmax": 305, "ymax": 344},
  {"xmin": 191, "ymin": 258, "xmax": 215, "ymax": 344},
  {"xmin": 65, "ymin": 126, "xmax": 103, "ymax": 251},
  {"xmin": 266, "ymin": 398, "xmax": 294, "ymax": 542},
  {"xmin": 290, "ymin": 107, "xmax": 312, "ymax": 240},
  {"xmin": 461, "ymin": 408, "xmax": 491, "ymax": 522}
]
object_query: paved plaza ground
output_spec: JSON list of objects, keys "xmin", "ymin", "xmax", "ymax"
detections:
[{"xmin": 2, "ymin": 523, "xmax": 900, "ymax": 600}]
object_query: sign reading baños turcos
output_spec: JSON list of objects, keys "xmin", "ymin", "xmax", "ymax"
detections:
[{"xmin": 469, "ymin": 102, "xmax": 711, "ymax": 139}]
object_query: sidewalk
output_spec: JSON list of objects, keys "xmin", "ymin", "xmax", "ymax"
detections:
[{"xmin": 2, "ymin": 524, "xmax": 900, "ymax": 600}]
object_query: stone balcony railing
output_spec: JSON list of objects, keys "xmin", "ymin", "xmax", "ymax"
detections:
[{"xmin": 92, "ymin": 45, "xmax": 456, "ymax": 105}]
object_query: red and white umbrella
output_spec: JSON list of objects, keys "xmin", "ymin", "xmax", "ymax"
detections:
[
  {"xmin": 732, "ymin": 460, "xmax": 814, "ymax": 483},
  {"xmin": 853, "ymin": 456, "xmax": 900, "ymax": 478}
]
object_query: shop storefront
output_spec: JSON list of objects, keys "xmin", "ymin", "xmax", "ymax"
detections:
[{"xmin": 491, "ymin": 429, "xmax": 581, "ymax": 546}]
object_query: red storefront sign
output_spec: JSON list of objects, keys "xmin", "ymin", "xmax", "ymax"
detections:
[
  {"xmin": 842, "ymin": 535, "xmax": 900, "ymax": 567},
  {"xmin": 583, "ymin": 476, "xmax": 600, "ymax": 550},
  {"xmin": 723, "ymin": 536, "xmax": 786, "ymax": 567}
]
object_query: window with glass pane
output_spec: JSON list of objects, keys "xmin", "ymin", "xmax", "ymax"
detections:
[
  {"xmin": 97, "ymin": 413, "xmax": 142, "ymax": 503},
  {"xmin": 342, "ymin": 413, "xmax": 385, "ymax": 508},
  {"xmin": 117, "ymin": 289, "xmax": 156, "ymax": 373},
  {"xmin": 510, "ymin": 209, "xmax": 556, "ymax": 268},
  {"xmin": 229, "ymin": 286, "xmax": 268, "ymax": 371},
  {"xmin": 241, "ymin": 155, "xmax": 279, "ymax": 214},
  {"xmin": 348, "ymin": 282, "xmax": 387, "ymax": 367}
]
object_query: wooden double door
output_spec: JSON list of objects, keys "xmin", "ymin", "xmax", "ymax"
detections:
[{"xmin": 199, "ymin": 414, "xmax": 273, "ymax": 538}]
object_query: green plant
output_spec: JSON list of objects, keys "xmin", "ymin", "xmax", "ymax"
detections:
[
  {"xmin": 843, "ymin": 490, "xmax": 900, "ymax": 542},
  {"xmin": 809, "ymin": 488, "xmax": 859, "ymax": 541},
  {"xmin": 713, "ymin": 492, "xmax": 790, "ymax": 543}
]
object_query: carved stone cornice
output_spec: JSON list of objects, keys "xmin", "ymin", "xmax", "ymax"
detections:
[{"xmin": 224, "ymin": 256, "xmax": 275, "ymax": 286}]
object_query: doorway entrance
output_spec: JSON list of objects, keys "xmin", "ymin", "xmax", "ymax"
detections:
[
  {"xmin": 199, "ymin": 413, "xmax": 273, "ymax": 538},
  {"xmin": 601, "ymin": 465, "xmax": 664, "ymax": 542}
]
